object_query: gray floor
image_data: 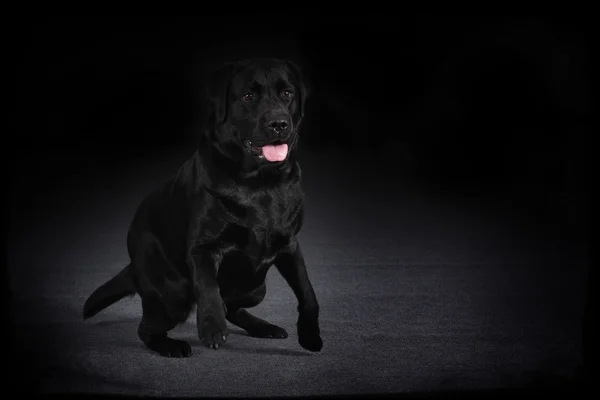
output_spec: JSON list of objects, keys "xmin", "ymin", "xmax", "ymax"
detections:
[{"xmin": 8, "ymin": 145, "xmax": 587, "ymax": 397}]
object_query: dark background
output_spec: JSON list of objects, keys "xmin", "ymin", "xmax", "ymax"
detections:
[
  {"xmin": 10, "ymin": 11, "xmax": 593, "ymax": 396},
  {"xmin": 12, "ymin": 13, "xmax": 592, "ymax": 228}
]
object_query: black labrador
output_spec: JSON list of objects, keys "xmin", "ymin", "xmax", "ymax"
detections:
[{"xmin": 83, "ymin": 58, "xmax": 322, "ymax": 357}]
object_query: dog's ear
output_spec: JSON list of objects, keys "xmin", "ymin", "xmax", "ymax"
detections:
[
  {"xmin": 204, "ymin": 62, "xmax": 237, "ymax": 126},
  {"xmin": 285, "ymin": 60, "xmax": 309, "ymax": 118}
]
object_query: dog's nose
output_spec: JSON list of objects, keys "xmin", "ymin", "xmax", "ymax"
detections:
[{"xmin": 267, "ymin": 120, "xmax": 289, "ymax": 133}]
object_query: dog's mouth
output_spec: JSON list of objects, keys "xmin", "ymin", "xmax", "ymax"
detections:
[{"xmin": 243, "ymin": 139, "xmax": 289, "ymax": 162}]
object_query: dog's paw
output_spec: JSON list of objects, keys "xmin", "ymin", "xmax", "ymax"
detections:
[
  {"xmin": 297, "ymin": 313, "xmax": 323, "ymax": 352},
  {"xmin": 198, "ymin": 314, "xmax": 229, "ymax": 349},
  {"xmin": 248, "ymin": 324, "xmax": 289, "ymax": 339},
  {"xmin": 298, "ymin": 329, "xmax": 323, "ymax": 352},
  {"xmin": 148, "ymin": 338, "xmax": 193, "ymax": 358}
]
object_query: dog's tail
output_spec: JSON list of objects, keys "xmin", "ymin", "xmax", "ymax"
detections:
[{"xmin": 83, "ymin": 263, "xmax": 136, "ymax": 320}]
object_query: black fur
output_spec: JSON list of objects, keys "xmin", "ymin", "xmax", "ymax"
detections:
[{"xmin": 83, "ymin": 58, "xmax": 322, "ymax": 357}]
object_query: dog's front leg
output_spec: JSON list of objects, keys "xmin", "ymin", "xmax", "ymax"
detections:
[
  {"xmin": 275, "ymin": 240, "xmax": 323, "ymax": 352},
  {"xmin": 188, "ymin": 247, "xmax": 228, "ymax": 349}
]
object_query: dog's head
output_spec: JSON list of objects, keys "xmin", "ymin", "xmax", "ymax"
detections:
[{"xmin": 203, "ymin": 58, "xmax": 308, "ymax": 167}]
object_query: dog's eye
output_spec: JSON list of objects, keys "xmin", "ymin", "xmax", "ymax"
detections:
[
  {"xmin": 281, "ymin": 90, "xmax": 293, "ymax": 99},
  {"xmin": 241, "ymin": 93, "xmax": 255, "ymax": 102}
]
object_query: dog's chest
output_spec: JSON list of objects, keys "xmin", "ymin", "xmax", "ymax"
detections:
[
  {"xmin": 221, "ymin": 207, "xmax": 298, "ymax": 266},
  {"xmin": 249, "ymin": 225, "xmax": 288, "ymax": 258},
  {"xmin": 212, "ymin": 183, "xmax": 303, "ymax": 267},
  {"xmin": 242, "ymin": 210, "xmax": 294, "ymax": 263},
  {"xmin": 218, "ymin": 221, "xmax": 291, "ymax": 282}
]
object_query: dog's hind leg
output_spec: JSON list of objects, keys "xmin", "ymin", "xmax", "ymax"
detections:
[
  {"xmin": 133, "ymin": 232, "xmax": 194, "ymax": 357},
  {"xmin": 137, "ymin": 295, "xmax": 192, "ymax": 357},
  {"xmin": 225, "ymin": 283, "xmax": 288, "ymax": 339},
  {"xmin": 227, "ymin": 309, "xmax": 289, "ymax": 339}
]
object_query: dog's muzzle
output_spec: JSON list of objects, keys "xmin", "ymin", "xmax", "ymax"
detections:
[
  {"xmin": 243, "ymin": 139, "xmax": 264, "ymax": 159},
  {"xmin": 243, "ymin": 138, "xmax": 289, "ymax": 162}
]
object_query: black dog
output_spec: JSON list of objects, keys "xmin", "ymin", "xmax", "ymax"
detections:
[{"xmin": 83, "ymin": 58, "xmax": 322, "ymax": 357}]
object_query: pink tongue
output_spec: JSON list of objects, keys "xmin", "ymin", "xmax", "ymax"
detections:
[{"xmin": 261, "ymin": 143, "xmax": 289, "ymax": 162}]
